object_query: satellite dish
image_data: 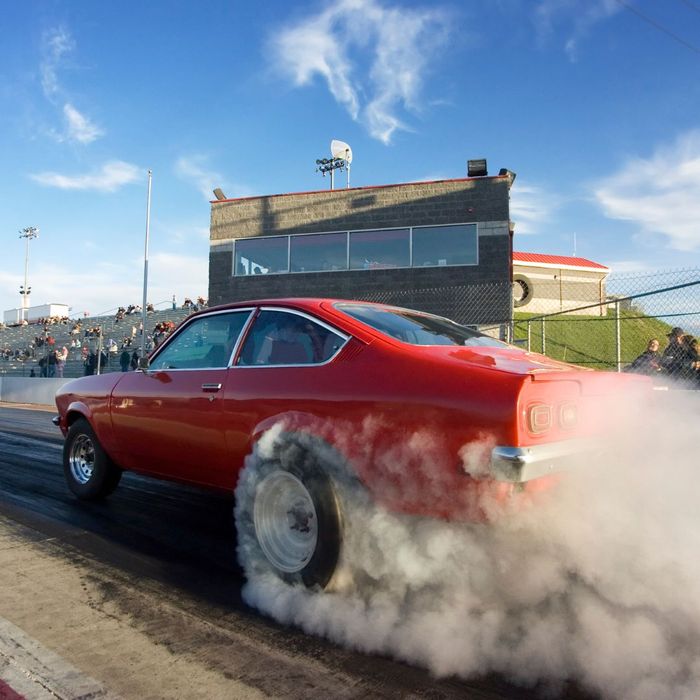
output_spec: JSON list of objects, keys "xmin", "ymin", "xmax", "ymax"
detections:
[{"xmin": 331, "ymin": 139, "xmax": 352, "ymax": 163}]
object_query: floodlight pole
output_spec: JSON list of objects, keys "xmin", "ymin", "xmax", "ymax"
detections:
[
  {"xmin": 140, "ymin": 170, "xmax": 152, "ymax": 365},
  {"xmin": 18, "ymin": 226, "xmax": 39, "ymax": 322}
]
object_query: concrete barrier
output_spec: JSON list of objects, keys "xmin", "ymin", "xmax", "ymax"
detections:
[{"xmin": 0, "ymin": 377, "xmax": 73, "ymax": 406}]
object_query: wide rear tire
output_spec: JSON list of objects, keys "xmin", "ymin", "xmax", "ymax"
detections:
[
  {"xmin": 63, "ymin": 418, "xmax": 122, "ymax": 500},
  {"xmin": 235, "ymin": 439, "xmax": 342, "ymax": 589}
]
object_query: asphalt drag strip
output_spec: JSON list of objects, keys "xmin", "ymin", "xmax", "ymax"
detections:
[{"xmin": 0, "ymin": 406, "xmax": 546, "ymax": 700}]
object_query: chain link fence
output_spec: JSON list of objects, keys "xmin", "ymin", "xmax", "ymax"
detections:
[
  {"xmin": 356, "ymin": 268, "xmax": 700, "ymax": 370},
  {"xmin": 354, "ymin": 281, "xmax": 513, "ymax": 327},
  {"xmin": 510, "ymin": 269, "xmax": 700, "ymax": 370}
]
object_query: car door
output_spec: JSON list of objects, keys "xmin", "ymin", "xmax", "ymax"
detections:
[
  {"xmin": 109, "ymin": 309, "xmax": 253, "ymax": 487},
  {"xmin": 216, "ymin": 308, "xmax": 351, "ymax": 490}
]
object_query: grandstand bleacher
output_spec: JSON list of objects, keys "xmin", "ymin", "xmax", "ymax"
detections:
[{"xmin": 0, "ymin": 306, "xmax": 193, "ymax": 378}]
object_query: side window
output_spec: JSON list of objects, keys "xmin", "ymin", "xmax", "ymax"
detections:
[
  {"xmin": 237, "ymin": 310, "xmax": 346, "ymax": 366},
  {"xmin": 150, "ymin": 311, "xmax": 250, "ymax": 370}
]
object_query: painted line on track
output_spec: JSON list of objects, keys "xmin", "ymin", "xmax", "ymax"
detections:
[{"xmin": 0, "ymin": 616, "xmax": 119, "ymax": 699}]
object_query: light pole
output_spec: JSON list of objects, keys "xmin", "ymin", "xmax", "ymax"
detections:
[
  {"xmin": 140, "ymin": 170, "xmax": 152, "ymax": 367},
  {"xmin": 18, "ymin": 227, "xmax": 39, "ymax": 322}
]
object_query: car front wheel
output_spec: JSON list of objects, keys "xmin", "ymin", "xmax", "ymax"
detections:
[
  {"xmin": 63, "ymin": 418, "xmax": 122, "ymax": 500},
  {"xmin": 235, "ymin": 441, "xmax": 342, "ymax": 589}
]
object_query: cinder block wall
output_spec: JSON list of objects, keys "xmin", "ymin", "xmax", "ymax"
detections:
[{"xmin": 209, "ymin": 177, "xmax": 512, "ymax": 324}]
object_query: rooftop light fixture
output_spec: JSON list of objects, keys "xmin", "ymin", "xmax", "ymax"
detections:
[
  {"xmin": 316, "ymin": 140, "xmax": 353, "ymax": 189},
  {"xmin": 467, "ymin": 159, "xmax": 488, "ymax": 177}
]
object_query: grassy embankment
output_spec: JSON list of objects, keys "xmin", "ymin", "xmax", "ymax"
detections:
[{"xmin": 512, "ymin": 309, "xmax": 672, "ymax": 370}]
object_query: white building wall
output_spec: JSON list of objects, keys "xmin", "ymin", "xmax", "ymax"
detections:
[
  {"xmin": 513, "ymin": 264, "xmax": 608, "ymax": 316},
  {"xmin": 3, "ymin": 304, "xmax": 70, "ymax": 325}
]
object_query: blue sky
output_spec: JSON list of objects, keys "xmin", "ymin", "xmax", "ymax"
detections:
[{"xmin": 1, "ymin": 0, "xmax": 699, "ymax": 318}]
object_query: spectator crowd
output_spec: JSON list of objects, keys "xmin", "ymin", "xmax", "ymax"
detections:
[
  {"xmin": 625, "ymin": 326, "xmax": 700, "ymax": 387},
  {"xmin": 0, "ymin": 294, "xmax": 208, "ymax": 378}
]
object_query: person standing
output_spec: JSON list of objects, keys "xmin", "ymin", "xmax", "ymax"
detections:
[
  {"xmin": 55, "ymin": 346, "xmax": 68, "ymax": 378},
  {"xmin": 120, "ymin": 349, "xmax": 131, "ymax": 372},
  {"xmin": 47, "ymin": 349, "xmax": 57, "ymax": 377},
  {"xmin": 84, "ymin": 351, "xmax": 96, "ymax": 376}
]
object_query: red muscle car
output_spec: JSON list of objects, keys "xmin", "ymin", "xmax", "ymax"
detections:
[{"xmin": 54, "ymin": 298, "xmax": 650, "ymax": 588}]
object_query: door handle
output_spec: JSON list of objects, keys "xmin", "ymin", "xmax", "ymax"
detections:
[{"xmin": 201, "ymin": 383, "xmax": 222, "ymax": 392}]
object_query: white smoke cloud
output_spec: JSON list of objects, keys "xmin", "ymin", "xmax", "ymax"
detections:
[{"xmin": 236, "ymin": 393, "xmax": 700, "ymax": 699}]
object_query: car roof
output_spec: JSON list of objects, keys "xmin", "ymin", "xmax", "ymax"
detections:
[
  {"xmin": 187, "ymin": 298, "xmax": 387, "ymax": 344},
  {"xmin": 193, "ymin": 297, "xmax": 373, "ymax": 314}
]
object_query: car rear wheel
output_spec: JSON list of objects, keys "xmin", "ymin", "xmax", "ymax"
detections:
[
  {"xmin": 63, "ymin": 418, "xmax": 122, "ymax": 500},
  {"xmin": 235, "ymin": 441, "xmax": 342, "ymax": 589}
]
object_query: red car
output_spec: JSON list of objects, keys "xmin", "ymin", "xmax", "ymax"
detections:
[{"xmin": 54, "ymin": 298, "xmax": 650, "ymax": 588}]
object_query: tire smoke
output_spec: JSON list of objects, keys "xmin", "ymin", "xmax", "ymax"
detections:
[{"xmin": 236, "ymin": 393, "xmax": 700, "ymax": 700}]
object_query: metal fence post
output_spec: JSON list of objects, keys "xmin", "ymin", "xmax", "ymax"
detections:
[
  {"xmin": 527, "ymin": 320, "xmax": 531, "ymax": 352},
  {"xmin": 96, "ymin": 326, "xmax": 103, "ymax": 375},
  {"xmin": 541, "ymin": 317, "xmax": 546, "ymax": 355},
  {"xmin": 615, "ymin": 301, "xmax": 621, "ymax": 372}
]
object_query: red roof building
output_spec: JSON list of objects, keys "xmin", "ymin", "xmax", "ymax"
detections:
[
  {"xmin": 513, "ymin": 251, "xmax": 609, "ymax": 272},
  {"xmin": 512, "ymin": 251, "xmax": 610, "ymax": 316}
]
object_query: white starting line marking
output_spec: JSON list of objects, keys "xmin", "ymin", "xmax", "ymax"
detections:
[{"xmin": 0, "ymin": 616, "xmax": 119, "ymax": 700}]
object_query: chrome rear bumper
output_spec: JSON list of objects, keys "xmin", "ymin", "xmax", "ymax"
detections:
[{"xmin": 491, "ymin": 437, "xmax": 602, "ymax": 482}]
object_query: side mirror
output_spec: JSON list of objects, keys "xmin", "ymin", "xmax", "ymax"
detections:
[{"xmin": 137, "ymin": 356, "xmax": 150, "ymax": 371}]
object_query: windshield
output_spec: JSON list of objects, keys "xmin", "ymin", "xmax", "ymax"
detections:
[{"xmin": 335, "ymin": 303, "xmax": 507, "ymax": 347}]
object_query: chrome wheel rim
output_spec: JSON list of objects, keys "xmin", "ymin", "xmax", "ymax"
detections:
[
  {"xmin": 253, "ymin": 472, "xmax": 318, "ymax": 574},
  {"xmin": 69, "ymin": 434, "xmax": 95, "ymax": 484}
]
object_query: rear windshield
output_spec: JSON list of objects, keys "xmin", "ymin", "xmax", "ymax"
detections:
[{"xmin": 334, "ymin": 303, "xmax": 507, "ymax": 347}]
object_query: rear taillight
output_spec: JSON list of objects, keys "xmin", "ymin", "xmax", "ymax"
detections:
[
  {"xmin": 559, "ymin": 402, "xmax": 577, "ymax": 430},
  {"xmin": 527, "ymin": 401, "xmax": 578, "ymax": 435},
  {"xmin": 528, "ymin": 404, "xmax": 552, "ymax": 434}
]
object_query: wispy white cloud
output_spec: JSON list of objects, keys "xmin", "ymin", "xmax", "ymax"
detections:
[
  {"xmin": 533, "ymin": 0, "xmax": 621, "ymax": 61},
  {"xmin": 594, "ymin": 130, "xmax": 700, "ymax": 252},
  {"xmin": 175, "ymin": 155, "xmax": 255, "ymax": 201},
  {"xmin": 158, "ymin": 220, "xmax": 211, "ymax": 245},
  {"xmin": 40, "ymin": 26, "xmax": 74, "ymax": 99},
  {"xmin": 29, "ymin": 160, "xmax": 141, "ymax": 192},
  {"xmin": 510, "ymin": 183, "xmax": 560, "ymax": 235},
  {"xmin": 175, "ymin": 156, "xmax": 224, "ymax": 201},
  {"xmin": 38, "ymin": 27, "xmax": 104, "ymax": 144},
  {"xmin": 63, "ymin": 103, "xmax": 103, "ymax": 144},
  {"xmin": 270, "ymin": 0, "xmax": 450, "ymax": 144},
  {"xmin": 604, "ymin": 259, "xmax": 655, "ymax": 274},
  {"xmin": 0, "ymin": 252, "xmax": 208, "ymax": 318}
]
